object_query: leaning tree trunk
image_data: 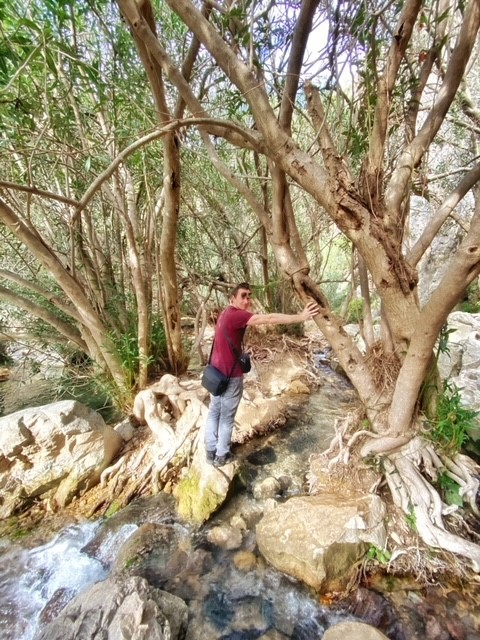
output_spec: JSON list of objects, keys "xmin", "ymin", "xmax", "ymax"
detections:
[
  {"xmin": 159, "ymin": 132, "xmax": 185, "ymax": 373},
  {"xmin": 0, "ymin": 198, "xmax": 129, "ymax": 393}
]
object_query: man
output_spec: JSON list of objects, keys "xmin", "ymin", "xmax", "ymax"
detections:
[{"xmin": 205, "ymin": 282, "xmax": 320, "ymax": 467}]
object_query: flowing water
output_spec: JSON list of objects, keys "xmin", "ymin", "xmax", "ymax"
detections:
[
  {"xmin": 0, "ymin": 366, "xmax": 361, "ymax": 639},
  {"xmin": 0, "ymin": 366, "xmax": 478, "ymax": 639},
  {"xmin": 0, "ymin": 522, "xmax": 140, "ymax": 640}
]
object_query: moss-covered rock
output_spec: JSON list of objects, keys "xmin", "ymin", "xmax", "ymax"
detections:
[{"xmin": 175, "ymin": 470, "xmax": 229, "ymax": 524}]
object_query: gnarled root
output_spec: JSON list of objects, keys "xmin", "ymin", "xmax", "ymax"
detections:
[
  {"xmin": 320, "ymin": 418, "xmax": 480, "ymax": 569},
  {"xmin": 440, "ymin": 452, "xmax": 480, "ymax": 516},
  {"xmin": 321, "ymin": 413, "xmax": 411, "ymax": 469},
  {"xmin": 385, "ymin": 437, "xmax": 480, "ymax": 570},
  {"xmin": 100, "ymin": 456, "xmax": 126, "ymax": 488}
]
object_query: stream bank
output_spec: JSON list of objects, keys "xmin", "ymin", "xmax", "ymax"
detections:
[
  {"xmin": 1, "ymin": 370, "xmax": 479, "ymax": 639},
  {"xmin": 1, "ymin": 331, "xmax": 480, "ymax": 638}
]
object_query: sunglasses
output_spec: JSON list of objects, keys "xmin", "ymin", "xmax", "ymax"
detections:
[{"xmin": 240, "ymin": 292, "xmax": 252, "ymax": 299}]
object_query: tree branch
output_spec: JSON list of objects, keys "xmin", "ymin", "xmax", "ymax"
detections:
[
  {"xmin": 407, "ymin": 161, "xmax": 480, "ymax": 267},
  {"xmin": 164, "ymin": 0, "xmax": 333, "ymax": 210},
  {"xmin": 364, "ymin": 0, "xmax": 423, "ymax": 184},
  {"xmin": 0, "ymin": 283, "xmax": 87, "ymax": 350},
  {"xmin": 279, "ymin": 0, "xmax": 320, "ymax": 134},
  {"xmin": 0, "ymin": 181, "xmax": 79, "ymax": 207},
  {"xmin": 0, "ymin": 268, "xmax": 83, "ymax": 323},
  {"xmin": 386, "ymin": 0, "xmax": 480, "ymax": 218},
  {"xmin": 73, "ymin": 118, "xmax": 260, "ymax": 223}
]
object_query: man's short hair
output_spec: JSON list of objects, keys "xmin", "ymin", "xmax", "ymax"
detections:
[{"xmin": 229, "ymin": 282, "xmax": 251, "ymax": 298}]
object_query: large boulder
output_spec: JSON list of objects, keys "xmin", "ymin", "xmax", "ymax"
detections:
[
  {"xmin": 0, "ymin": 400, "xmax": 123, "ymax": 518},
  {"xmin": 36, "ymin": 575, "xmax": 188, "ymax": 640},
  {"xmin": 323, "ymin": 621, "xmax": 389, "ymax": 640},
  {"xmin": 437, "ymin": 312, "xmax": 480, "ymax": 408},
  {"xmin": 256, "ymin": 493, "xmax": 386, "ymax": 594}
]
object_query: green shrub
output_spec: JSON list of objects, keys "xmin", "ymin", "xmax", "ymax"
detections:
[
  {"xmin": 438, "ymin": 473, "xmax": 463, "ymax": 507},
  {"xmin": 367, "ymin": 545, "xmax": 391, "ymax": 564},
  {"xmin": 345, "ymin": 298, "xmax": 363, "ymax": 323},
  {"xmin": 458, "ymin": 281, "xmax": 480, "ymax": 313},
  {"xmin": 428, "ymin": 380, "xmax": 476, "ymax": 454},
  {"xmin": 0, "ymin": 340, "xmax": 12, "ymax": 366},
  {"xmin": 405, "ymin": 510, "xmax": 417, "ymax": 532}
]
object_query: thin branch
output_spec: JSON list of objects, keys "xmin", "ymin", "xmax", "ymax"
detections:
[
  {"xmin": 0, "ymin": 181, "xmax": 79, "ymax": 207},
  {"xmin": 407, "ymin": 161, "xmax": 480, "ymax": 267},
  {"xmin": 0, "ymin": 268, "xmax": 83, "ymax": 323},
  {"xmin": 386, "ymin": 0, "xmax": 480, "ymax": 217},
  {"xmin": 72, "ymin": 117, "xmax": 260, "ymax": 223}
]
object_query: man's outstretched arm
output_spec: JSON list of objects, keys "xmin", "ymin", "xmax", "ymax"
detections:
[{"xmin": 246, "ymin": 301, "xmax": 320, "ymax": 326}]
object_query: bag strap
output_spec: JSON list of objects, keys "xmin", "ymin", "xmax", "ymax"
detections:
[
  {"xmin": 207, "ymin": 337, "xmax": 215, "ymax": 364},
  {"xmin": 207, "ymin": 311, "xmax": 239, "ymax": 378},
  {"xmin": 218, "ymin": 314, "xmax": 244, "ymax": 363}
]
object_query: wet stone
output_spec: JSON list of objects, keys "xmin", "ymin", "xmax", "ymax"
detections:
[
  {"xmin": 203, "ymin": 590, "xmax": 235, "ymax": 630},
  {"xmin": 246, "ymin": 446, "xmax": 277, "ymax": 466}
]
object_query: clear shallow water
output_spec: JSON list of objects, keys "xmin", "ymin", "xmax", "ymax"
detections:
[
  {"xmin": 0, "ymin": 372, "xmax": 362, "ymax": 639},
  {"xmin": 0, "ymin": 522, "xmax": 137, "ymax": 640}
]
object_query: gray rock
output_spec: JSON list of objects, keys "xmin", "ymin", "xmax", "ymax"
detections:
[
  {"xmin": 323, "ymin": 621, "xmax": 389, "ymax": 639},
  {"xmin": 256, "ymin": 493, "xmax": 386, "ymax": 593},
  {"xmin": 252, "ymin": 476, "xmax": 282, "ymax": 500},
  {"xmin": 35, "ymin": 575, "xmax": 188, "ymax": 640},
  {"xmin": 0, "ymin": 400, "xmax": 123, "ymax": 518}
]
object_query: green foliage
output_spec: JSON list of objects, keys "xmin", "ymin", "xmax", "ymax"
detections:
[
  {"xmin": 56, "ymin": 369, "xmax": 121, "ymax": 422},
  {"xmin": 124, "ymin": 555, "xmax": 141, "ymax": 570},
  {"xmin": 428, "ymin": 380, "xmax": 476, "ymax": 454},
  {"xmin": 437, "ymin": 324, "xmax": 456, "ymax": 358},
  {"xmin": 0, "ymin": 515, "xmax": 34, "ymax": 542},
  {"xmin": 0, "ymin": 340, "xmax": 12, "ymax": 366},
  {"xmin": 458, "ymin": 281, "xmax": 480, "ymax": 313},
  {"xmin": 437, "ymin": 473, "xmax": 463, "ymax": 507},
  {"xmin": 106, "ymin": 315, "xmax": 168, "ymax": 391},
  {"xmin": 345, "ymin": 297, "xmax": 364, "ymax": 323},
  {"xmin": 367, "ymin": 545, "xmax": 391, "ymax": 565},
  {"xmin": 421, "ymin": 323, "xmax": 455, "ymax": 420},
  {"xmin": 108, "ymin": 326, "xmax": 141, "ymax": 391},
  {"xmin": 405, "ymin": 509, "xmax": 417, "ymax": 532},
  {"xmin": 459, "ymin": 300, "xmax": 480, "ymax": 313},
  {"xmin": 149, "ymin": 317, "xmax": 168, "ymax": 374}
]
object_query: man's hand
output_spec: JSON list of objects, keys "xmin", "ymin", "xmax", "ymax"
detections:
[
  {"xmin": 247, "ymin": 300, "xmax": 321, "ymax": 327},
  {"xmin": 300, "ymin": 300, "xmax": 320, "ymax": 321}
]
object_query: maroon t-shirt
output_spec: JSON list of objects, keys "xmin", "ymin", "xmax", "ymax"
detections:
[{"xmin": 211, "ymin": 306, "xmax": 253, "ymax": 377}]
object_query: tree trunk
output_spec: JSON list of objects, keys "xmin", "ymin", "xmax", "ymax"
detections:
[{"xmin": 0, "ymin": 198, "xmax": 128, "ymax": 395}]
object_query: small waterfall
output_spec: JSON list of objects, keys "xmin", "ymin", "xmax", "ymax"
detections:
[{"xmin": 0, "ymin": 522, "xmax": 137, "ymax": 640}]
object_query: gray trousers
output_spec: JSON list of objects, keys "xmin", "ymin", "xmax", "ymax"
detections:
[{"xmin": 204, "ymin": 376, "xmax": 243, "ymax": 457}]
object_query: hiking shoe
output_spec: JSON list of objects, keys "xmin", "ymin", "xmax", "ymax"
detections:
[
  {"xmin": 206, "ymin": 450, "xmax": 216, "ymax": 465},
  {"xmin": 213, "ymin": 452, "xmax": 234, "ymax": 467}
]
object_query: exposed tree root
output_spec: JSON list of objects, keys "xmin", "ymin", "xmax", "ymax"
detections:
[
  {"xmin": 100, "ymin": 455, "xmax": 126, "ymax": 487},
  {"xmin": 320, "ymin": 416, "xmax": 480, "ymax": 571},
  {"xmin": 387, "ymin": 444, "xmax": 480, "ymax": 570}
]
